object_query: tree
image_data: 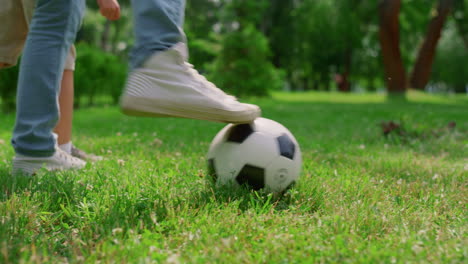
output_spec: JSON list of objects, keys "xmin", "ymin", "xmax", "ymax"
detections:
[
  {"xmin": 261, "ymin": 0, "xmax": 297, "ymax": 70},
  {"xmin": 432, "ymin": 20, "xmax": 468, "ymax": 92},
  {"xmin": 184, "ymin": 0, "xmax": 221, "ymax": 70},
  {"xmin": 209, "ymin": 0, "xmax": 283, "ymax": 97},
  {"xmin": 334, "ymin": 0, "xmax": 375, "ymax": 92},
  {"xmin": 379, "ymin": 0, "xmax": 457, "ymax": 94},
  {"xmin": 410, "ymin": 0, "xmax": 454, "ymax": 90},
  {"xmin": 453, "ymin": 0, "xmax": 468, "ymax": 48},
  {"xmin": 379, "ymin": 0, "xmax": 407, "ymax": 93},
  {"xmin": 269, "ymin": 0, "xmax": 378, "ymax": 92}
]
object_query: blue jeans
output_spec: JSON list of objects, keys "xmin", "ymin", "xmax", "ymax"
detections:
[
  {"xmin": 12, "ymin": 0, "xmax": 186, "ymax": 157},
  {"xmin": 130, "ymin": 0, "xmax": 186, "ymax": 69}
]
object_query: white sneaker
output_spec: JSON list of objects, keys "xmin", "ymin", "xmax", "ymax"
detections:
[
  {"xmin": 71, "ymin": 145, "xmax": 103, "ymax": 162},
  {"xmin": 12, "ymin": 147, "xmax": 86, "ymax": 176},
  {"xmin": 120, "ymin": 42, "xmax": 261, "ymax": 123}
]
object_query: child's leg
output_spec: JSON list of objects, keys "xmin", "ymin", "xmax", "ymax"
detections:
[
  {"xmin": 12, "ymin": 0, "xmax": 85, "ymax": 157},
  {"xmin": 54, "ymin": 46, "xmax": 76, "ymax": 147},
  {"xmin": 54, "ymin": 69, "xmax": 74, "ymax": 145},
  {"xmin": 55, "ymin": 58, "xmax": 103, "ymax": 161}
]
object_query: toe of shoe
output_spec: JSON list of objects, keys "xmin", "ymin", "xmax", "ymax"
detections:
[{"xmin": 243, "ymin": 103, "xmax": 261, "ymax": 116}]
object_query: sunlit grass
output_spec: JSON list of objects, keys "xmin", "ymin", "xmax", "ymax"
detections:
[
  {"xmin": 1, "ymin": 92, "xmax": 467, "ymax": 263},
  {"xmin": 272, "ymin": 90, "xmax": 468, "ymax": 104}
]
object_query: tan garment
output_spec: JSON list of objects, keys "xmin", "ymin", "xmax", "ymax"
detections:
[{"xmin": 0, "ymin": 0, "xmax": 76, "ymax": 70}]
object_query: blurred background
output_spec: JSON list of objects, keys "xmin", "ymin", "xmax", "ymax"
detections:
[{"xmin": 0, "ymin": 0, "xmax": 467, "ymax": 112}]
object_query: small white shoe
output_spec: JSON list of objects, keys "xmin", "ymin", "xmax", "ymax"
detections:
[
  {"xmin": 71, "ymin": 145, "xmax": 103, "ymax": 162},
  {"xmin": 120, "ymin": 42, "xmax": 261, "ymax": 124},
  {"xmin": 12, "ymin": 147, "xmax": 86, "ymax": 176}
]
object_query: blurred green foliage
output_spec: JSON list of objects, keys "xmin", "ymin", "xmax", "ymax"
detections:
[
  {"xmin": 0, "ymin": 0, "xmax": 467, "ymax": 112},
  {"xmin": 0, "ymin": 65, "xmax": 18, "ymax": 113},
  {"xmin": 209, "ymin": 24, "xmax": 284, "ymax": 97},
  {"xmin": 207, "ymin": 0, "xmax": 283, "ymax": 97},
  {"xmin": 432, "ymin": 21, "xmax": 468, "ymax": 93},
  {"xmin": 74, "ymin": 43, "xmax": 127, "ymax": 106}
]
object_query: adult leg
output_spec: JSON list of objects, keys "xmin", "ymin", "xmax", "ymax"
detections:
[
  {"xmin": 23, "ymin": 0, "xmax": 74, "ymax": 148},
  {"xmin": 129, "ymin": 0, "xmax": 186, "ymax": 69},
  {"xmin": 121, "ymin": 0, "xmax": 260, "ymax": 124},
  {"xmin": 12, "ymin": 0, "xmax": 85, "ymax": 157}
]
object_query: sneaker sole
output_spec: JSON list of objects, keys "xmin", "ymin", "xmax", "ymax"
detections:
[
  {"xmin": 12, "ymin": 160, "xmax": 43, "ymax": 176},
  {"xmin": 12, "ymin": 159, "xmax": 86, "ymax": 176},
  {"xmin": 120, "ymin": 95, "xmax": 260, "ymax": 124}
]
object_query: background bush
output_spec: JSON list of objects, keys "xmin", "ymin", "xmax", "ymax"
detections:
[
  {"xmin": 74, "ymin": 43, "xmax": 128, "ymax": 107},
  {"xmin": 0, "ymin": 43, "xmax": 127, "ymax": 112},
  {"xmin": 0, "ymin": 65, "xmax": 19, "ymax": 113},
  {"xmin": 431, "ymin": 22, "xmax": 468, "ymax": 93},
  {"xmin": 209, "ymin": 25, "xmax": 284, "ymax": 97}
]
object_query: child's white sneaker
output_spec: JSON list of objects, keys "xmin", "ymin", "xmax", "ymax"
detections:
[
  {"xmin": 71, "ymin": 145, "xmax": 103, "ymax": 162},
  {"xmin": 12, "ymin": 147, "xmax": 86, "ymax": 176},
  {"xmin": 120, "ymin": 42, "xmax": 261, "ymax": 124}
]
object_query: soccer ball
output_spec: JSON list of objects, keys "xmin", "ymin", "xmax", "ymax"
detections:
[{"xmin": 207, "ymin": 118, "xmax": 302, "ymax": 193}]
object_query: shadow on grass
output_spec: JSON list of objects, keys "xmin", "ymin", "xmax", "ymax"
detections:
[
  {"xmin": 185, "ymin": 181, "xmax": 324, "ymax": 215},
  {"xmin": 0, "ymin": 169, "xmax": 89, "ymax": 208},
  {"xmin": 0, "ymin": 167, "xmax": 32, "ymax": 201}
]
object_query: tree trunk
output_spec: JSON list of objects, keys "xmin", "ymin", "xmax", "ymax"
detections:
[
  {"xmin": 321, "ymin": 73, "xmax": 331, "ymax": 91},
  {"xmin": 379, "ymin": 0, "xmax": 407, "ymax": 93},
  {"xmin": 337, "ymin": 72, "xmax": 351, "ymax": 92},
  {"xmin": 410, "ymin": 0, "xmax": 453, "ymax": 90},
  {"xmin": 337, "ymin": 50, "xmax": 352, "ymax": 92}
]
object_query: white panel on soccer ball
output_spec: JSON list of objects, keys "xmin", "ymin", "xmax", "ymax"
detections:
[
  {"xmin": 254, "ymin": 119, "xmax": 300, "ymax": 160},
  {"xmin": 207, "ymin": 124, "xmax": 235, "ymax": 157},
  {"xmin": 234, "ymin": 132, "xmax": 279, "ymax": 168},
  {"xmin": 213, "ymin": 143, "xmax": 246, "ymax": 186},
  {"xmin": 254, "ymin": 118, "xmax": 292, "ymax": 138},
  {"xmin": 265, "ymin": 155, "xmax": 302, "ymax": 192}
]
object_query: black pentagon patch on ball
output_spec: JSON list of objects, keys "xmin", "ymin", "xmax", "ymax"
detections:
[
  {"xmin": 276, "ymin": 133, "xmax": 296, "ymax": 160},
  {"xmin": 226, "ymin": 124, "xmax": 254, "ymax": 143},
  {"xmin": 236, "ymin": 164, "xmax": 265, "ymax": 190},
  {"xmin": 207, "ymin": 158, "xmax": 217, "ymax": 182}
]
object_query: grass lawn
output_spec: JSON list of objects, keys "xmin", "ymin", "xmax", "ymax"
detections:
[{"xmin": 0, "ymin": 91, "xmax": 467, "ymax": 263}]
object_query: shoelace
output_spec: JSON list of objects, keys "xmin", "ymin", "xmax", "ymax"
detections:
[
  {"xmin": 183, "ymin": 62, "xmax": 238, "ymax": 101},
  {"xmin": 57, "ymin": 148, "xmax": 79, "ymax": 165}
]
